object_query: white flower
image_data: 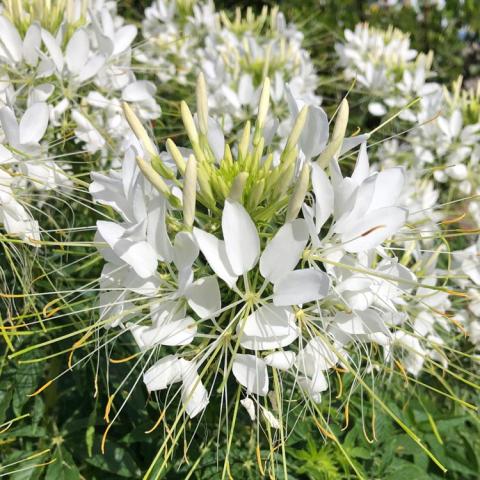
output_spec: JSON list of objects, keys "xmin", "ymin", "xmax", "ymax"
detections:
[{"xmin": 194, "ymin": 200, "xmax": 329, "ymax": 353}]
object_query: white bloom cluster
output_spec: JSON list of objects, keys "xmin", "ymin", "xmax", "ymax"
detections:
[
  {"xmin": 87, "ymin": 78, "xmax": 453, "ymax": 424},
  {"xmin": 135, "ymin": 0, "xmax": 217, "ymax": 85},
  {"xmin": 0, "ymin": 0, "xmax": 160, "ymax": 242},
  {"xmin": 336, "ymin": 23, "xmax": 437, "ymax": 119}
]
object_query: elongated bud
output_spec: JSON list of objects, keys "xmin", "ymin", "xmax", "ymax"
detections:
[
  {"xmin": 286, "ymin": 163, "xmax": 310, "ymax": 222},
  {"xmin": 181, "ymin": 101, "xmax": 199, "ymax": 144},
  {"xmin": 332, "ymin": 98, "xmax": 349, "ymax": 147},
  {"xmin": 229, "ymin": 172, "xmax": 249, "ymax": 202},
  {"xmin": 136, "ymin": 156, "xmax": 172, "ymax": 200},
  {"xmin": 284, "ymin": 105, "xmax": 309, "ymax": 153},
  {"xmin": 196, "ymin": 73, "xmax": 209, "ymax": 135},
  {"xmin": 248, "ymin": 178, "xmax": 265, "ymax": 209},
  {"xmin": 223, "ymin": 143, "xmax": 233, "ymax": 168},
  {"xmin": 197, "ymin": 165, "xmax": 216, "ymax": 207},
  {"xmin": 256, "ymin": 77, "xmax": 270, "ymax": 130},
  {"xmin": 238, "ymin": 121, "xmax": 251, "ymax": 161},
  {"xmin": 183, "ymin": 155, "xmax": 197, "ymax": 229},
  {"xmin": 317, "ymin": 98, "xmax": 349, "ymax": 168},
  {"xmin": 166, "ymin": 138, "xmax": 186, "ymax": 175},
  {"xmin": 122, "ymin": 102, "xmax": 157, "ymax": 159}
]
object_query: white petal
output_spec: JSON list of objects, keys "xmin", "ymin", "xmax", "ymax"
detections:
[
  {"xmin": 173, "ymin": 231, "xmax": 198, "ymax": 270},
  {"xmin": 340, "ymin": 134, "xmax": 370, "ymax": 156},
  {"xmin": 0, "ymin": 107, "xmax": 19, "ymax": 145},
  {"xmin": 369, "ymin": 167, "xmax": 405, "ymax": 210},
  {"xmin": 0, "ymin": 16, "xmax": 23, "ymax": 63},
  {"xmin": 232, "ymin": 354, "xmax": 269, "ymax": 396},
  {"xmin": 193, "ymin": 227, "xmax": 237, "ymax": 287},
  {"xmin": 23, "ymin": 23, "xmax": 41, "ymax": 66},
  {"xmin": 341, "ymin": 206, "xmax": 407, "ymax": 253},
  {"xmin": 260, "ymin": 219, "xmax": 308, "ymax": 283},
  {"xmin": 334, "ymin": 310, "xmax": 389, "ymax": 336},
  {"xmin": 300, "ymin": 105, "xmax": 329, "ymax": 159},
  {"xmin": 77, "ymin": 54, "xmax": 105, "ymax": 83},
  {"xmin": 66, "ymin": 28, "xmax": 89, "ymax": 74},
  {"xmin": 113, "ymin": 25, "xmax": 137, "ymax": 55},
  {"xmin": 264, "ymin": 351, "xmax": 296, "ymax": 370},
  {"xmin": 295, "ymin": 337, "xmax": 337, "ymax": 374},
  {"xmin": 207, "ymin": 116, "xmax": 225, "ymax": 162},
  {"xmin": 222, "ymin": 200, "xmax": 260, "ymax": 275},
  {"xmin": 238, "ymin": 74, "xmax": 254, "ymax": 105},
  {"xmin": 97, "ymin": 220, "xmax": 158, "ymax": 278},
  {"xmin": 368, "ymin": 102, "xmax": 387, "ymax": 116},
  {"xmin": 350, "ymin": 142, "xmax": 370, "ymax": 185},
  {"xmin": 143, "ymin": 355, "xmax": 182, "ymax": 391},
  {"xmin": 41, "ymin": 29, "xmax": 64, "ymax": 71},
  {"xmin": 273, "ymin": 269, "xmax": 329, "ymax": 306},
  {"xmin": 180, "ymin": 360, "xmax": 209, "ymax": 418},
  {"xmin": 312, "ymin": 163, "xmax": 334, "ymax": 231},
  {"xmin": 186, "ymin": 276, "xmax": 221, "ymax": 319},
  {"xmin": 141, "ymin": 316, "xmax": 197, "ymax": 347},
  {"xmin": 240, "ymin": 397, "xmax": 256, "ymax": 421},
  {"xmin": 146, "ymin": 196, "xmax": 173, "ymax": 262},
  {"xmin": 238, "ymin": 304, "xmax": 298, "ymax": 350},
  {"xmin": 261, "ymin": 407, "xmax": 280, "ymax": 429},
  {"xmin": 123, "ymin": 80, "xmax": 156, "ymax": 102},
  {"xmin": 19, "ymin": 102, "xmax": 49, "ymax": 144}
]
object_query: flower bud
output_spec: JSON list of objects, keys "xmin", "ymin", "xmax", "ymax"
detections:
[
  {"xmin": 286, "ymin": 162, "xmax": 310, "ymax": 222},
  {"xmin": 181, "ymin": 101, "xmax": 199, "ymax": 144},
  {"xmin": 183, "ymin": 155, "xmax": 197, "ymax": 229},
  {"xmin": 122, "ymin": 102, "xmax": 157, "ymax": 159},
  {"xmin": 196, "ymin": 73, "xmax": 209, "ymax": 135}
]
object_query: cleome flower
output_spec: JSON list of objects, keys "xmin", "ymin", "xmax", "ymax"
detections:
[{"xmin": 81, "ymin": 71, "xmax": 456, "ymax": 439}]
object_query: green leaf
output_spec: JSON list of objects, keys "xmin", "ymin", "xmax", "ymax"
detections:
[{"xmin": 45, "ymin": 447, "xmax": 81, "ymax": 480}]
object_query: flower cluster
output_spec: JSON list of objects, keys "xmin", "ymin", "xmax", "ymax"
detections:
[
  {"xmin": 87, "ymin": 75, "xmax": 455, "ymax": 428},
  {"xmin": 336, "ymin": 23, "xmax": 437, "ymax": 119},
  {"xmin": 0, "ymin": 0, "xmax": 160, "ymax": 242}
]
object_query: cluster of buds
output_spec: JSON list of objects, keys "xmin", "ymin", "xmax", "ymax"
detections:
[
  {"xmin": 123, "ymin": 74, "xmax": 349, "ymax": 229},
  {"xmin": 2, "ymin": 0, "xmax": 88, "ymax": 36}
]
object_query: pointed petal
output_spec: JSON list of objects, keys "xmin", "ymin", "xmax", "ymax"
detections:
[
  {"xmin": 0, "ymin": 107, "xmax": 19, "ymax": 145},
  {"xmin": 180, "ymin": 360, "xmax": 209, "ymax": 418},
  {"xmin": 193, "ymin": 227, "xmax": 237, "ymax": 287},
  {"xmin": 295, "ymin": 337, "xmax": 337, "ymax": 375},
  {"xmin": 186, "ymin": 276, "xmax": 221, "ymax": 319},
  {"xmin": 146, "ymin": 196, "xmax": 173, "ymax": 262},
  {"xmin": 173, "ymin": 231, "xmax": 198, "ymax": 270},
  {"xmin": 140, "ymin": 316, "xmax": 197, "ymax": 347},
  {"xmin": 232, "ymin": 354, "xmax": 269, "ymax": 396},
  {"xmin": 0, "ymin": 16, "xmax": 23, "ymax": 62},
  {"xmin": 143, "ymin": 355, "xmax": 182, "ymax": 391},
  {"xmin": 311, "ymin": 163, "xmax": 334, "ymax": 232},
  {"xmin": 66, "ymin": 28, "xmax": 89, "ymax": 74},
  {"xmin": 23, "ymin": 23, "xmax": 41, "ymax": 66},
  {"xmin": 113, "ymin": 25, "xmax": 137, "ymax": 55},
  {"xmin": 41, "ymin": 29, "xmax": 64, "ymax": 71},
  {"xmin": 77, "ymin": 54, "xmax": 105, "ymax": 83},
  {"xmin": 334, "ymin": 310, "xmax": 389, "ymax": 336},
  {"xmin": 369, "ymin": 167, "xmax": 405, "ymax": 210},
  {"xmin": 122, "ymin": 80, "xmax": 156, "ymax": 102},
  {"xmin": 222, "ymin": 200, "xmax": 260, "ymax": 275},
  {"xmin": 19, "ymin": 102, "xmax": 49, "ymax": 144},
  {"xmin": 350, "ymin": 142, "xmax": 369, "ymax": 185},
  {"xmin": 273, "ymin": 268, "xmax": 329, "ymax": 306},
  {"xmin": 341, "ymin": 206, "xmax": 407, "ymax": 253},
  {"xmin": 238, "ymin": 304, "xmax": 298, "ymax": 350},
  {"xmin": 300, "ymin": 105, "xmax": 329, "ymax": 159},
  {"xmin": 264, "ymin": 351, "xmax": 296, "ymax": 370},
  {"xmin": 260, "ymin": 219, "xmax": 308, "ymax": 283}
]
